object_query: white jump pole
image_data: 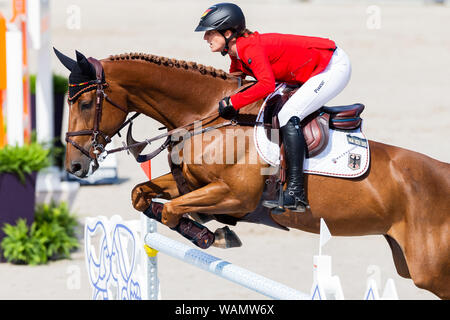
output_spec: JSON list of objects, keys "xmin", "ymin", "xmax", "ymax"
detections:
[
  {"xmin": 5, "ymin": 23, "xmax": 24, "ymax": 146},
  {"xmin": 144, "ymin": 232, "xmax": 310, "ymax": 300},
  {"xmin": 28, "ymin": 0, "xmax": 53, "ymax": 144}
]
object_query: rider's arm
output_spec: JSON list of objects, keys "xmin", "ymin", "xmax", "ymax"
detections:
[{"xmin": 229, "ymin": 43, "xmax": 276, "ymax": 110}]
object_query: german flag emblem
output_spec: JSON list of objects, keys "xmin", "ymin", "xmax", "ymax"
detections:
[{"xmin": 201, "ymin": 8, "xmax": 212, "ymax": 18}]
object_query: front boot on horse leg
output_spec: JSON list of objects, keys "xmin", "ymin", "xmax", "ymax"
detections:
[
  {"xmin": 143, "ymin": 201, "xmax": 215, "ymax": 249},
  {"xmin": 263, "ymin": 116, "xmax": 310, "ymax": 213}
]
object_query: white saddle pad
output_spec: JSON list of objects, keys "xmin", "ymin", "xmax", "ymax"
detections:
[{"xmin": 253, "ymin": 90, "xmax": 370, "ymax": 178}]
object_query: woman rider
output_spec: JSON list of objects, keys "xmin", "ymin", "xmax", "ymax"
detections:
[{"xmin": 194, "ymin": 3, "xmax": 352, "ymax": 213}]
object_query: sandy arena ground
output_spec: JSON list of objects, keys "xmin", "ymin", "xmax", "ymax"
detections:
[{"xmin": 0, "ymin": 0, "xmax": 448, "ymax": 300}]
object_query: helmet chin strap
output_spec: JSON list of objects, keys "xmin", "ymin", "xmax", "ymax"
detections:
[{"xmin": 219, "ymin": 31, "xmax": 237, "ymax": 56}]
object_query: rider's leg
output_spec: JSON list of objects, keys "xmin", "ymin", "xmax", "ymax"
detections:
[
  {"xmin": 277, "ymin": 46, "xmax": 352, "ymax": 127},
  {"xmin": 263, "ymin": 116, "xmax": 309, "ymax": 212},
  {"xmin": 265, "ymin": 47, "xmax": 352, "ymax": 213},
  {"xmin": 281, "ymin": 116, "xmax": 309, "ymax": 210}
]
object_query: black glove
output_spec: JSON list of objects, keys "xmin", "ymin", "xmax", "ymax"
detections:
[{"xmin": 218, "ymin": 97, "xmax": 239, "ymax": 120}]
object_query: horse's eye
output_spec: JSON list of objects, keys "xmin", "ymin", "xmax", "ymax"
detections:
[{"xmin": 80, "ymin": 101, "xmax": 92, "ymax": 111}]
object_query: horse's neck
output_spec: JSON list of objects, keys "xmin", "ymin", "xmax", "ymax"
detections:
[{"xmin": 105, "ymin": 59, "xmax": 237, "ymax": 130}]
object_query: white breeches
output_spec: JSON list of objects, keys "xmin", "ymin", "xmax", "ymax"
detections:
[{"xmin": 277, "ymin": 46, "xmax": 352, "ymax": 127}]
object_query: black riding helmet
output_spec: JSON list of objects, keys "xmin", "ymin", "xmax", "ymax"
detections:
[{"xmin": 194, "ymin": 3, "xmax": 246, "ymax": 56}]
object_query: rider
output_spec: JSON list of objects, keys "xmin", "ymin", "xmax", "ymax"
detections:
[{"xmin": 194, "ymin": 3, "xmax": 352, "ymax": 213}]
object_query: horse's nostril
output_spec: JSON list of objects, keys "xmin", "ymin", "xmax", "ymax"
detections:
[{"xmin": 71, "ymin": 162, "xmax": 82, "ymax": 173}]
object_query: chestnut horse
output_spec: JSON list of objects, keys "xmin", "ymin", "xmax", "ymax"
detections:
[{"xmin": 56, "ymin": 50, "xmax": 449, "ymax": 299}]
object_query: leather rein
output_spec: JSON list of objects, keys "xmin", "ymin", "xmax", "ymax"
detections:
[{"xmin": 65, "ymin": 58, "xmax": 260, "ymax": 164}]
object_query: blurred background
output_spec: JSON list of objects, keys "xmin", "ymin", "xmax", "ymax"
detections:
[{"xmin": 0, "ymin": 0, "xmax": 448, "ymax": 300}]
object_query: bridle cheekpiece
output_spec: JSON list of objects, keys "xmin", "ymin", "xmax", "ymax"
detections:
[{"xmin": 65, "ymin": 57, "xmax": 128, "ymax": 162}]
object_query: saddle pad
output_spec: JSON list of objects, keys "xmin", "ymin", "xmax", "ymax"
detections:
[{"xmin": 254, "ymin": 97, "xmax": 370, "ymax": 179}]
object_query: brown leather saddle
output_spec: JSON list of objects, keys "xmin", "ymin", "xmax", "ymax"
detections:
[{"xmin": 263, "ymin": 84, "xmax": 365, "ymax": 157}]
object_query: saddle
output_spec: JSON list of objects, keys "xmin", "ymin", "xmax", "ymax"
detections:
[{"xmin": 263, "ymin": 84, "xmax": 365, "ymax": 157}]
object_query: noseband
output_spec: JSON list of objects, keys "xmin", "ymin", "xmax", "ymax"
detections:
[{"xmin": 65, "ymin": 57, "xmax": 128, "ymax": 161}]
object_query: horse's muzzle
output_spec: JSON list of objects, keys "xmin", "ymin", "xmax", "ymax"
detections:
[{"xmin": 70, "ymin": 161, "xmax": 86, "ymax": 178}]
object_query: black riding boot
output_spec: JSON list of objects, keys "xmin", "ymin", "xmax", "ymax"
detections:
[{"xmin": 263, "ymin": 116, "xmax": 309, "ymax": 213}]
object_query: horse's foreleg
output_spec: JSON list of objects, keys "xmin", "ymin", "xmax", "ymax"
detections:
[
  {"xmin": 161, "ymin": 180, "xmax": 246, "ymax": 228},
  {"xmin": 131, "ymin": 172, "xmax": 180, "ymax": 212},
  {"xmin": 131, "ymin": 173, "xmax": 219, "ymax": 249}
]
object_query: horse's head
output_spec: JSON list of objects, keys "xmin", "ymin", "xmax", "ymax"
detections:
[{"xmin": 54, "ymin": 48, "xmax": 128, "ymax": 178}]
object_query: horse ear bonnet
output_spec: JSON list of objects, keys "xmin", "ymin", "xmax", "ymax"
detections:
[
  {"xmin": 53, "ymin": 47, "xmax": 76, "ymax": 71},
  {"xmin": 71, "ymin": 50, "xmax": 97, "ymax": 83},
  {"xmin": 53, "ymin": 48, "xmax": 104, "ymax": 102}
]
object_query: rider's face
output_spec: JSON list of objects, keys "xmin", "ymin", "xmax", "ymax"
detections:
[{"xmin": 203, "ymin": 30, "xmax": 225, "ymax": 53}]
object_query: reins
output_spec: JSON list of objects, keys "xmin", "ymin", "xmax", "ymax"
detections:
[
  {"xmin": 103, "ymin": 113, "xmax": 236, "ymax": 162},
  {"xmin": 66, "ymin": 57, "xmax": 266, "ymax": 164}
]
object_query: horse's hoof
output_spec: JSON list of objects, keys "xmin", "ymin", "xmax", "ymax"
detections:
[{"xmin": 212, "ymin": 226, "xmax": 242, "ymax": 249}]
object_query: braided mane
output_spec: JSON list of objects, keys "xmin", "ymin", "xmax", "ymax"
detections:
[{"xmin": 108, "ymin": 52, "xmax": 231, "ymax": 80}]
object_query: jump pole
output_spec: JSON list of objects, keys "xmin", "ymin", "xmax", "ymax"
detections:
[
  {"xmin": 11, "ymin": 0, "xmax": 31, "ymax": 144},
  {"xmin": 5, "ymin": 19, "xmax": 24, "ymax": 146},
  {"xmin": 0, "ymin": 13, "xmax": 7, "ymax": 147},
  {"xmin": 144, "ymin": 232, "xmax": 310, "ymax": 300},
  {"xmin": 27, "ymin": 0, "xmax": 53, "ymax": 145}
]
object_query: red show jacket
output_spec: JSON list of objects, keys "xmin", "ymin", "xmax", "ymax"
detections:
[{"xmin": 229, "ymin": 31, "xmax": 336, "ymax": 110}]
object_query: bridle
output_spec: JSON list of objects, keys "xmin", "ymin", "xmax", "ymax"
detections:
[
  {"xmin": 65, "ymin": 57, "xmax": 261, "ymax": 164},
  {"xmin": 65, "ymin": 57, "xmax": 129, "ymax": 161}
]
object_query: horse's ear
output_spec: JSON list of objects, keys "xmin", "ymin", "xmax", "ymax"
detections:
[
  {"xmin": 75, "ymin": 50, "xmax": 87, "ymax": 62},
  {"xmin": 53, "ymin": 47, "xmax": 76, "ymax": 71},
  {"xmin": 75, "ymin": 50, "xmax": 96, "ymax": 79}
]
